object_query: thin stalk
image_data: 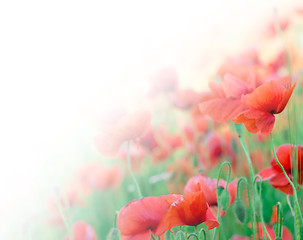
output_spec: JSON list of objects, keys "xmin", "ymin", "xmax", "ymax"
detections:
[
  {"xmin": 127, "ymin": 141, "xmax": 143, "ymax": 198},
  {"xmin": 254, "ymin": 176, "xmax": 272, "ymax": 240},
  {"xmin": 187, "ymin": 233, "xmax": 199, "ymax": 240},
  {"xmin": 235, "ymin": 124, "xmax": 257, "ymax": 240},
  {"xmin": 270, "ymin": 133, "xmax": 303, "ymax": 239},
  {"xmin": 276, "ymin": 202, "xmax": 283, "ymax": 238},
  {"xmin": 199, "ymin": 228, "xmax": 206, "ymax": 240},
  {"xmin": 213, "ymin": 161, "xmax": 231, "ymax": 240},
  {"xmin": 54, "ymin": 194, "xmax": 73, "ymax": 240}
]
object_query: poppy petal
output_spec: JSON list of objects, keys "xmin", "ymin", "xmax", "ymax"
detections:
[
  {"xmin": 204, "ymin": 208, "xmax": 220, "ymax": 230},
  {"xmin": 222, "ymin": 74, "xmax": 249, "ymax": 98},
  {"xmin": 199, "ymin": 99, "xmax": 247, "ymax": 123},
  {"xmin": 258, "ymin": 167, "xmax": 279, "ymax": 180}
]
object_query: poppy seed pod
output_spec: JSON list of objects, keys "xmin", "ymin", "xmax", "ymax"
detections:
[
  {"xmin": 233, "ymin": 199, "xmax": 247, "ymax": 223},
  {"xmin": 220, "ymin": 190, "xmax": 230, "ymax": 210}
]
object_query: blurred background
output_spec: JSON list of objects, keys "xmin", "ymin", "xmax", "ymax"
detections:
[{"xmin": 0, "ymin": 0, "xmax": 302, "ymax": 238}]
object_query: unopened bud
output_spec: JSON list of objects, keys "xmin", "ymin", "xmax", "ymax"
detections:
[
  {"xmin": 234, "ymin": 199, "xmax": 246, "ymax": 223},
  {"xmin": 220, "ymin": 190, "xmax": 230, "ymax": 210}
]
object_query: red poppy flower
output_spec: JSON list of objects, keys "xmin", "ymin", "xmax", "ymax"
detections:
[
  {"xmin": 233, "ymin": 77, "xmax": 296, "ymax": 135},
  {"xmin": 64, "ymin": 221, "xmax": 97, "ymax": 240},
  {"xmin": 118, "ymin": 194, "xmax": 181, "ymax": 240},
  {"xmin": 184, "ymin": 174, "xmax": 237, "ymax": 207},
  {"xmin": 199, "ymin": 74, "xmax": 257, "ymax": 123},
  {"xmin": 258, "ymin": 144, "xmax": 303, "ymax": 195},
  {"xmin": 94, "ymin": 110, "xmax": 152, "ymax": 157},
  {"xmin": 158, "ymin": 192, "xmax": 219, "ymax": 231}
]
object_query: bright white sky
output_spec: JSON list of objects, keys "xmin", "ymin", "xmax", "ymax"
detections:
[{"xmin": 0, "ymin": 0, "xmax": 300, "ymax": 238}]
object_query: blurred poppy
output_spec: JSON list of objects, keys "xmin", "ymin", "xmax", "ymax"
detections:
[
  {"xmin": 149, "ymin": 67, "xmax": 179, "ymax": 97},
  {"xmin": 77, "ymin": 163, "xmax": 123, "ymax": 193},
  {"xmin": 117, "ymin": 143, "xmax": 145, "ymax": 171},
  {"xmin": 94, "ymin": 110, "xmax": 152, "ymax": 157},
  {"xmin": 217, "ymin": 49, "xmax": 268, "ymax": 86},
  {"xmin": 158, "ymin": 192, "xmax": 219, "ymax": 231},
  {"xmin": 258, "ymin": 144, "xmax": 303, "ymax": 194},
  {"xmin": 199, "ymin": 73, "xmax": 257, "ymax": 123},
  {"xmin": 265, "ymin": 17, "xmax": 289, "ymax": 37},
  {"xmin": 171, "ymin": 89, "xmax": 211, "ymax": 110},
  {"xmin": 233, "ymin": 77, "xmax": 296, "ymax": 135},
  {"xmin": 166, "ymin": 158, "xmax": 199, "ymax": 193},
  {"xmin": 118, "ymin": 194, "xmax": 181, "ymax": 239},
  {"xmin": 64, "ymin": 221, "xmax": 97, "ymax": 240},
  {"xmin": 190, "ymin": 106, "xmax": 210, "ymax": 132},
  {"xmin": 184, "ymin": 174, "xmax": 237, "ymax": 207}
]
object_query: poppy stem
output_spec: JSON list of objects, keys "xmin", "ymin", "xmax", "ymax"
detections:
[
  {"xmin": 276, "ymin": 202, "xmax": 283, "ymax": 238},
  {"xmin": 199, "ymin": 228, "xmax": 206, "ymax": 240},
  {"xmin": 127, "ymin": 141, "xmax": 143, "ymax": 198},
  {"xmin": 213, "ymin": 161, "xmax": 231, "ymax": 240},
  {"xmin": 270, "ymin": 133, "xmax": 303, "ymax": 239},
  {"xmin": 234, "ymin": 124, "xmax": 257, "ymax": 240},
  {"xmin": 187, "ymin": 233, "xmax": 199, "ymax": 240},
  {"xmin": 54, "ymin": 192, "xmax": 73, "ymax": 240},
  {"xmin": 253, "ymin": 175, "xmax": 272, "ymax": 240}
]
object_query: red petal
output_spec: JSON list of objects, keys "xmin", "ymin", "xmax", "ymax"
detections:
[
  {"xmin": 204, "ymin": 207, "xmax": 220, "ymax": 230},
  {"xmin": 199, "ymin": 99, "xmax": 247, "ymax": 123},
  {"xmin": 258, "ymin": 167, "xmax": 279, "ymax": 180},
  {"xmin": 222, "ymin": 74, "xmax": 249, "ymax": 98}
]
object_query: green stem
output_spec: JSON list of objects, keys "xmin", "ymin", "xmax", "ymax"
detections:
[
  {"xmin": 254, "ymin": 175, "xmax": 272, "ymax": 240},
  {"xmin": 213, "ymin": 161, "xmax": 231, "ymax": 240},
  {"xmin": 199, "ymin": 228, "xmax": 206, "ymax": 240},
  {"xmin": 54, "ymin": 193, "xmax": 73, "ymax": 240},
  {"xmin": 127, "ymin": 141, "xmax": 143, "ymax": 198},
  {"xmin": 270, "ymin": 133, "xmax": 303, "ymax": 239},
  {"xmin": 187, "ymin": 233, "xmax": 199, "ymax": 240},
  {"xmin": 276, "ymin": 202, "xmax": 283, "ymax": 238},
  {"xmin": 235, "ymin": 124, "xmax": 257, "ymax": 240}
]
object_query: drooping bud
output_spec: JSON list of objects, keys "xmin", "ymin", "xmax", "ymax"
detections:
[
  {"xmin": 220, "ymin": 190, "xmax": 230, "ymax": 210},
  {"xmin": 233, "ymin": 199, "xmax": 246, "ymax": 223}
]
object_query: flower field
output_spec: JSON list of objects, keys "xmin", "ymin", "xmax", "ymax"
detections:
[{"xmin": 16, "ymin": 3, "xmax": 303, "ymax": 240}]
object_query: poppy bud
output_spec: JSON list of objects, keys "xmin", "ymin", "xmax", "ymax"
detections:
[
  {"xmin": 233, "ymin": 199, "xmax": 246, "ymax": 223},
  {"xmin": 106, "ymin": 228, "xmax": 120, "ymax": 240},
  {"xmin": 175, "ymin": 231, "xmax": 186, "ymax": 240},
  {"xmin": 220, "ymin": 190, "xmax": 230, "ymax": 210},
  {"xmin": 255, "ymin": 196, "xmax": 262, "ymax": 217}
]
